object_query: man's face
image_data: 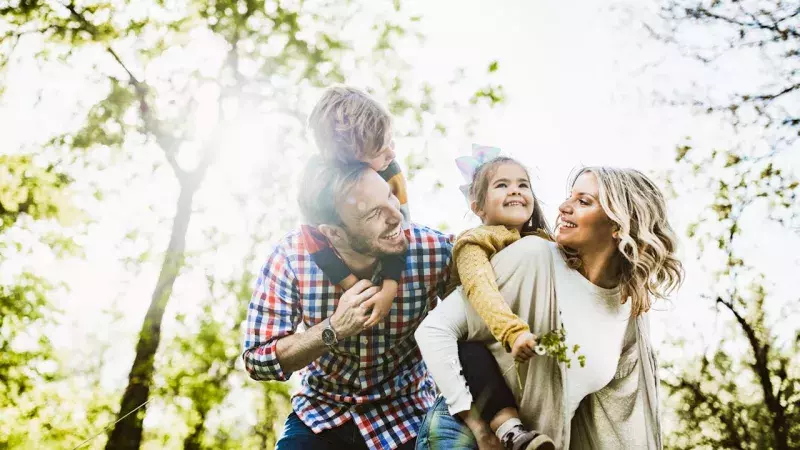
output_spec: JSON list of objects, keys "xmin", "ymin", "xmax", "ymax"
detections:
[{"xmin": 337, "ymin": 170, "xmax": 407, "ymax": 257}]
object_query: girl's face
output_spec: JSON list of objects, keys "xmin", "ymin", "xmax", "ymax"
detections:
[
  {"xmin": 474, "ymin": 163, "xmax": 535, "ymax": 230},
  {"xmin": 556, "ymin": 172, "xmax": 618, "ymax": 251}
]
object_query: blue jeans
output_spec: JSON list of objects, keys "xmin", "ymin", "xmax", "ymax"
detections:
[
  {"xmin": 276, "ymin": 412, "xmax": 417, "ymax": 450},
  {"xmin": 415, "ymin": 396, "xmax": 478, "ymax": 450}
]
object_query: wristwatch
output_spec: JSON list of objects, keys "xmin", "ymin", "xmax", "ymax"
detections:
[{"xmin": 322, "ymin": 318, "xmax": 339, "ymax": 347}]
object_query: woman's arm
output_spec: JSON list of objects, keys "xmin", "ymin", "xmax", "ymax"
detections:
[{"xmin": 415, "ymin": 289, "xmax": 475, "ymax": 415}]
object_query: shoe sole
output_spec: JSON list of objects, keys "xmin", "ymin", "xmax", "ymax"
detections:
[{"xmin": 525, "ymin": 435, "xmax": 555, "ymax": 450}]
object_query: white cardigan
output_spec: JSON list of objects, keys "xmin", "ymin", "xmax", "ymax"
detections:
[{"xmin": 415, "ymin": 236, "xmax": 662, "ymax": 449}]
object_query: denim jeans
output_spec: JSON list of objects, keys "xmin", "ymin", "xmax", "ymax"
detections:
[
  {"xmin": 276, "ymin": 412, "xmax": 417, "ymax": 450},
  {"xmin": 415, "ymin": 396, "xmax": 478, "ymax": 450}
]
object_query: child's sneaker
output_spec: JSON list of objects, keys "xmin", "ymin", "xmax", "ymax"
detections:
[{"xmin": 500, "ymin": 426, "xmax": 555, "ymax": 450}]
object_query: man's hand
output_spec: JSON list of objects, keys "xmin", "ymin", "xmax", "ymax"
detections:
[
  {"xmin": 330, "ymin": 279, "xmax": 379, "ymax": 339},
  {"xmin": 511, "ymin": 331, "xmax": 538, "ymax": 363}
]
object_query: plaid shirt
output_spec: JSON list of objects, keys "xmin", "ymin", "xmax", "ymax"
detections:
[{"xmin": 243, "ymin": 223, "xmax": 453, "ymax": 450}]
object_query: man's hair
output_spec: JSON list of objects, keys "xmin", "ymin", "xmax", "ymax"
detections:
[
  {"xmin": 298, "ymin": 158, "xmax": 372, "ymax": 227},
  {"xmin": 307, "ymin": 85, "xmax": 393, "ymax": 164}
]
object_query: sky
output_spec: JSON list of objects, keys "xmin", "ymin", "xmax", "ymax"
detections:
[{"xmin": 1, "ymin": 0, "xmax": 798, "ymax": 436}]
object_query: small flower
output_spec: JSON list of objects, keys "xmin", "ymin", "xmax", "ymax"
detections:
[{"xmin": 534, "ymin": 344, "xmax": 547, "ymax": 356}]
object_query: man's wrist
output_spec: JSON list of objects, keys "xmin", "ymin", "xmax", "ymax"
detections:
[{"xmin": 321, "ymin": 318, "xmax": 339, "ymax": 347}]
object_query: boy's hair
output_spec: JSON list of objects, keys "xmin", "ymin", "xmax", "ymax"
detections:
[
  {"xmin": 308, "ymin": 85, "xmax": 393, "ymax": 164},
  {"xmin": 298, "ymin": 158, "xmax": 371, "ymax": 227},
  {"xmin": 469, "ymin": 156, "xmax": 552, "ymax": 237}
]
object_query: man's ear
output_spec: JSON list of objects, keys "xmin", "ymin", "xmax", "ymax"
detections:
[{"xmin": 318, "ymin": 224, "xmax": 346, "ymax": 245}]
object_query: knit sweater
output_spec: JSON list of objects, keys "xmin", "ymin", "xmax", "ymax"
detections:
[{"xmin": 450, "ymin": 225, "xmax": 547, "ymax": 352}]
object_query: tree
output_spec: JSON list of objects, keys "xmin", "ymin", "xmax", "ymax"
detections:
[
  {"xmin": 647, "ymin": 1, "xmax": 800, "ymax": 449},
  {"xmin": 2, "ymin": 1, "xmax": 502, "ymax": 448},
  {"xmin": 0, "ymin": 154, "xmax": 81, "ymax": 446}
]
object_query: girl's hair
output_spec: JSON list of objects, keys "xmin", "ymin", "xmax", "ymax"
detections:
[
  {"xmin": 468, "ymin": 156, "xmax": 552, "ymax": 238},
  {"xmin": 561, "ymin": 167, "xmax": 684, "ymax": 316}
]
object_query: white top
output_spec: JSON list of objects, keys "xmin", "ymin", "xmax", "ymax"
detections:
[
  {"xmin": 415, "ymin": 236, "xmax": 661, "ymax": 449},
  {"xmin": 551, "ymin": 246, "xmax": 630, "ymax": 418}
]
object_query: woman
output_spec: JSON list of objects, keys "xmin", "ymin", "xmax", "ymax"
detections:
[{"xmin": 414, "ymin": 167, "xmax": 683, "ymax": 449}]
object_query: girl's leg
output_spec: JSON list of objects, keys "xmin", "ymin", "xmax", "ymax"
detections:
[{"xmin": 457, "ymin": 342, "xmax": 517, "ymax": 425}]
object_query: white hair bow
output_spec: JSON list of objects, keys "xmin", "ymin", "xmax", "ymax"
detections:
[{"xmin": 456, "ymin": 144, "xmax": 502, "ymax": 200}]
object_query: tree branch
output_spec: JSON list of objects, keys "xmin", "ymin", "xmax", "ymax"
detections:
[
  {"xmin": 689, "ymin": 7, "xmax": 800, "ymax": 40},
  {"xmin": 716, "ymin": 296, "xmax": 789, "ymax": 450},
  {"xmin": 65, "ymin": 2, "xmax": 187, "ymax": 179}
]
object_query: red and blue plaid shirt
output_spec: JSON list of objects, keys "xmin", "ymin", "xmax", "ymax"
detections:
[{"xmin": 243, "ymin": 223, "xmax": 453, "ymax": 450}]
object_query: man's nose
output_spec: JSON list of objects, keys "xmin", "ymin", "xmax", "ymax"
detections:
[{"xmin": 386, "ymin": 198, "xmax": 403, "ymax": 223}]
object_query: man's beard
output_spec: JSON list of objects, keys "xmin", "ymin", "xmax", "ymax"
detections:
[{"xmin": 343, "ymin": 225, "xmax": 407, "ymax": 258}]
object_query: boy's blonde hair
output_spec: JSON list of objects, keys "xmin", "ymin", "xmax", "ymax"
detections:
[{"xmin": 308, "ymin": 86, "xmax": 393, "ymax": 164}]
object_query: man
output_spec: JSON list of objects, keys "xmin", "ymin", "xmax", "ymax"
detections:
[{"xmin": 242, "ymin": 160, "xmax": 453, "ymax": 450}]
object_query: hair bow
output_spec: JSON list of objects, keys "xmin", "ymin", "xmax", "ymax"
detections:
[{"xmin": 456, "ymin": 144, "xmax": 502, "ymax": 200}]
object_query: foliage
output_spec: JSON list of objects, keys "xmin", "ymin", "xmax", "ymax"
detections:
[{"xmin": 651, "ymin": 2, "xmax": 800, "ymax": 449}]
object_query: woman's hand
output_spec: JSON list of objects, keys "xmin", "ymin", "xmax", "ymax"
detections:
[{"xmin": 511, "ymin": 331, "xmax": 538, "ymax": 362}]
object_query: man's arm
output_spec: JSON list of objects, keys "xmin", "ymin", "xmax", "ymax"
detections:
[
  {"xmin": 242, "ymin": 245, "xmax": 301, "ymax": 381},
  {"xmin": 242, "ymin": 242, "xmax": 379, "ymax": 380},
  {"xmin": 276, "ymin": 280, "xmax": 379, "ymax": 373}
]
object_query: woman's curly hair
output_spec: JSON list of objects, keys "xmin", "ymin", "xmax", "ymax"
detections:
[{"xmin": 561, "ymin": 167, "xmax": 684, "ymax": 316}]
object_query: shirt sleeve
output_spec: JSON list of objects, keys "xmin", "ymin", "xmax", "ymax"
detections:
[
  {"xmin": 415, "ymin": 289, "xmax": 474, "ymax": 415},
  {"xmin": 242, "ymin": 244, "xmax": 302, "ymax": 382},
  {"xmin": 434, "ymin": 233, "xmax": 455, "ymax": 308},
  {"xmin": 454, "ymin": 226, "xmax": 530, "ymax": 351}
]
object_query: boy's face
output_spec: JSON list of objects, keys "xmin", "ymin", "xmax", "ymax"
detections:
[{"xmin": 359, "ymin": 130, "xmax": 396, "ymax": 172}]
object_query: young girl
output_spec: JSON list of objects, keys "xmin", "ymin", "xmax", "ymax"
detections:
[{"xmin": 448, "ymin": 146, "xmax": 556, "ymax": 450}]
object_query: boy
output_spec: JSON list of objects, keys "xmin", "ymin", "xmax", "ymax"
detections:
[{"xmin": 301, "ymin": 86, "xmax": 410, "ymax": 327}]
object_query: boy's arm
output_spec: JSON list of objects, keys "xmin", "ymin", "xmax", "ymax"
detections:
[
  {"xmin": 455, "ymin": 227, "xmax": 530, "ymax": 352},
  {"xmin": 362, "ymin": 279, "xmax": 398, "ymax": 328}
]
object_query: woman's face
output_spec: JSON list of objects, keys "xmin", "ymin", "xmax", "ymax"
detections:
[{"xmin": 556, "ymin": 172, "xmax": 618, "ymax": 251}]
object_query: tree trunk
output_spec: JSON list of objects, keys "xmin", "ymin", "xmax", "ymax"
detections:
[
  {"xmin": 182, "ymin": 411, "xmax": 206, "ymax": 450},
  {"xmin": 105, "ymin": 185, "xmax": 196, "ymax": 450}
]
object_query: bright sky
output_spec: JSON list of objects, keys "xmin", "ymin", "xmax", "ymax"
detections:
[{"xmin": 2, "ymin": 0, "xmax": 799, "ymax": 440}]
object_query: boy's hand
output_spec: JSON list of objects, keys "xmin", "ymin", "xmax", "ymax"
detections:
[
  {"xmin": 511, "ymin": 331, "xmax": 538, "ymax": 363},
  {"xmin": 361, "ymin": 280, "xmax": 398, "ymax": 328}
]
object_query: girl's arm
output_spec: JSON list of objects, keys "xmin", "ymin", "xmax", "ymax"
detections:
[{"xmin": 455, "ymin": 227, "xmax": 531, "ymax": 352}]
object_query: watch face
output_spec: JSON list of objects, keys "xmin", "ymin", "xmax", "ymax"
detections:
[{"xmin": 322, "ymin": 328, "xmax": 336, "ymax": 346}]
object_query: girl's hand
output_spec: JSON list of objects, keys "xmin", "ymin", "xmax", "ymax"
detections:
[{"xmin": 511, "ymin": 332, "xmax": 538, "ymax": 362}]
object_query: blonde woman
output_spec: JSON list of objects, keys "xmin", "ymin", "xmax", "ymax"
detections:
[{"xmin": 415, "ymin": 167, "xmax": 683, "ymax": 450}]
